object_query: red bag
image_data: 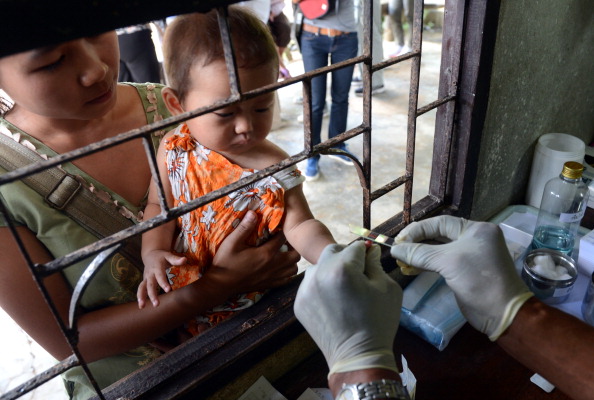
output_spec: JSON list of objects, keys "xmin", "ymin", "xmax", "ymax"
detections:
[{"xmin": 299, "ymin": 0, "xmax": 336, "ymax": 20}]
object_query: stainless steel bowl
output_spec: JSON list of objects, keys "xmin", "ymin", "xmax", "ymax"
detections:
[
  {"xmin": 522, "ymin": 248, "xmax": 578, "ymax": 304},
  {"xmin": 582, "ymin": 272, "xmax": 594, "ymax": 326}
]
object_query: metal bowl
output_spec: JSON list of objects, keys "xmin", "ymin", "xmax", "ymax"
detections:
[{"xmin": 522, "ymin": 248, "xmax": 578, "ymax": 304}]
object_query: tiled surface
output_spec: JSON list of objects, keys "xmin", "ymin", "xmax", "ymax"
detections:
[
  {"xmin": 0, "ymin": 30, "xmax": 441, "ymax": 399},
  {"xmin": 0, "ymin": 308, "xmax": 67, "ymax": 399}
]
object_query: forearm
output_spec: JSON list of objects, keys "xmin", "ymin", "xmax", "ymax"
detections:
[
  {"xmin": 76, "ymin": 277, "xmax": 229, "ymax": 362},
  {"xmin": 328, "ymin": 369, "xmax": 403, "ymax": 399},
  {"xmin": 286, "ymin": 219, "xmax": 335, "ymax": 264},
  {"xmin": 497, "ymin": 297, "xmax": 594, "ymax": 400}
]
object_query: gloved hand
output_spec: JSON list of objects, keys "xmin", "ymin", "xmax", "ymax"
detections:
[
  {"xmin": 390, "ymin": 215, "xmax": 533, "ymax": 341},
  {"xmin": 294, "ymin": 242, "xmax": 402, "ymax": 377}
]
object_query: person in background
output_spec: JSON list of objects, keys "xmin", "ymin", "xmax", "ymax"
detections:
[
  {"xmin": 294, "ymin": 0, "xmax": 359, "ymax": 181},
  {"xmin": 353, "ymin": 0, "xmax": 386, "ymax": 96},
  {"xmin": 295, "ymin": 216, "xmax": 594, "ymax": 400},
  {"xmin": 0, "ymin": 25, "xmax": 298, "ymax": 399},
  {"xmin": 387, "ymin": 0, "xmax": 413, "ymax": 57},
  {"xmin": 239, "ymin": 0, "xmax": 272, "ymax": 23},
  {"xmin": 138, "ymin": 8, "xmax": 336, "ymax": 337},
  {"xmin": 269, "ymin": 0, "xmax": 293, "ymax": 80},
  {"xmin": 117, "ymin": 23, "xmax": 162, "ymax": 83}
]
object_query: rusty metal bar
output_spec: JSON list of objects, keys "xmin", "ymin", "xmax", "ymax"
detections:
[
  {"xmin": 372, "ymin": 50, "xmax": 418, "ymax": 72},
  {"xmin": 429, "ymin": 0, "xmax": 466, "ymax": 201},
  {"xmin": 1, "ymin": 355, "xmax": 80, "ymax": 400},
  {"xmin": 0, "ymin": 203, "xmax": 105, "ymax": 400},
  {"xmin": 417, "ymin": 94, "xmax": 456, "ymax": 117},
  {"xmin": 370, "ymin": 174, "xmax": 413, "ymax": 202},
  {"xmin": 360, "ymin": 0, "xmax": 373, "ymax": 229},
  {"xmin": 141, "ymin": 135, "xmax": 170, "ymax": 215},
  {"xmin": 401, "ymin": 0, "xmax": 425, "ymax": 225},
  {"xmin": 302, "ymin": 77, "xmax": 314, "ymax": 152},
  {"xmin": 374, "ymin": 195, "xmax": 445, "ymax": 237},
  {"xmin": 69, "ymin": 246, "xmax": 122, "ymax": 329},
  {"xmin": 217, "ymin": 6, "xmax": 242, "ymax": 99}
]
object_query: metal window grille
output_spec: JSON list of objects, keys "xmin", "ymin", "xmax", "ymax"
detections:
[{"xmin": 0, "ymin": 0, "xmax": 494, "ymax": 398}]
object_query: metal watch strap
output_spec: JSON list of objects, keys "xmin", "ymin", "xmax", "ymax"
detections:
[{"xmin": 339, "ymin": 379, "xmax": 410, "ymax": 400}]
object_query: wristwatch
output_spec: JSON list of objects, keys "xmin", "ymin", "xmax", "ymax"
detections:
[{"xmin": 336, "ymin": 379, "xmax": 410, "ymax": 400}]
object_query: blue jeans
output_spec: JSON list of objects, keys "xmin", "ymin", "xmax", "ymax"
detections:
[{"xmin": 300, "ymin": 31, "xmax": 358, "ymax": 156}]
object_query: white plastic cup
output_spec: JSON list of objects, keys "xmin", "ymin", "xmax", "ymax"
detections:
[{"xmin": 525, "ymin": 133, "xmax": 585, "ymax": 208}]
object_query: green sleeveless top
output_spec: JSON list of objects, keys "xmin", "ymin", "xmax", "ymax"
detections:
[{"xmin": 0, "ymin": 83, "xmax": 171, "ymax": 399}]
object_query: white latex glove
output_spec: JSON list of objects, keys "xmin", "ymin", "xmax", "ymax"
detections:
[
  {"xmin": 294, "ymin": 242, "xmax": 402, "ymax": 377},
  {"xmin": 390, "ymin": 215, "xmax": 533, "ymax": 341}
]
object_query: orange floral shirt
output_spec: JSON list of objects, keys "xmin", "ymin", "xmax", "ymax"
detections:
[{"xmin": 164, "ymin": 124, "xmax": 304, "ymax": 332}]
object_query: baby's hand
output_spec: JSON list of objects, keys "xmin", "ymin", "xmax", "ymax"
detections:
[{"xmin": 138, "ymin": 251, "xmax": 187, "ymax": 309}]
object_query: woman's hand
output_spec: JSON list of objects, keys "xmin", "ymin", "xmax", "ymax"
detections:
[{"xmin": 207, "ymin": 210, "xmax": 300, "ymax": 295}]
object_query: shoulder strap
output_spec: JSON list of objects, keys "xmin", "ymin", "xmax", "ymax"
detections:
[{"xmin": 0, "ymin": 133, "xmax": 143, "ymax": 269}]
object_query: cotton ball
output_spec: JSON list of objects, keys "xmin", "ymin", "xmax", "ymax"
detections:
[
  {"xmin": 534, "ymin": 255, "xmax": 556, "ymax": 271},
  {"xmin": 533, "ymin": 263, "xmax": 557, "ymax": 280},
  {"xmin": 531, "ymin": 254, "xmax": 572, "ymax": 280},
  {"xmin": 555, "ymin": 266, "xmax": 569, "ymax": 278}
]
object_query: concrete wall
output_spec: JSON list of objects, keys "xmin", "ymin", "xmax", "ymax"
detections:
[{"xmin": 470, "ymin": 0, "xmax": 594, "ymax": 221}]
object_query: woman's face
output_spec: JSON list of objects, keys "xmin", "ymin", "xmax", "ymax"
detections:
[{"xmin": 0, "ymin": 32, "xmax": 119, "ymax": 121}]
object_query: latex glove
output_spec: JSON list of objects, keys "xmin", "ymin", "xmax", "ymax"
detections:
[
  {"xmin": 390, "ymin": 215, "xmax": 533, "ymax": 341},
  {"xmin": 294, "ymin": 242, "xmax": 402, "ymax": 377}
]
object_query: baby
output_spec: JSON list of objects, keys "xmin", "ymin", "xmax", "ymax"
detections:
[{"xmin": 138, "ymin": 7, "xmax": 336, "ymax": 335}]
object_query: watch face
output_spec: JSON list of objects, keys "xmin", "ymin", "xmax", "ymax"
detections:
[{"xmin": 337, "ymin": 386, "xmax": 356, "ymax": 400}]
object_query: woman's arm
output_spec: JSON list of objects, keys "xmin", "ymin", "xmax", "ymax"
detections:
[
  {"xmin": 0, "ymin": 226, "xmax": 232, "ymax": 362},
  {"xmin": 497, "ymin": 297, "xmax": 594, "ymax": 400},
  {"xmin": 0, "ymin": 212, "xmax": 299, "ymax": 363}
]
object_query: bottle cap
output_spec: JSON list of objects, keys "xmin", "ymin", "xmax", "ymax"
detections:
[{"xmin": 561, "ymin": 161, "xmax": 585, "ymax": 179}]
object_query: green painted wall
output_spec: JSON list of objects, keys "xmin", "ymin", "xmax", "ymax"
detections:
[{"xmin": 470, "ymin": 0, "xmax": 594, "ymax": 221}]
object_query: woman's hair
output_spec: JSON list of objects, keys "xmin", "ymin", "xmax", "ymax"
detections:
[{"xmin": 163, "ymin": 6, "xmax": 279, "ymax": 102}]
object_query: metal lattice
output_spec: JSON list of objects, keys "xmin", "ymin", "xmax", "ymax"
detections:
[{"xmin": 0, "ymin": 0, "xmax": 491, "ymax": 398}]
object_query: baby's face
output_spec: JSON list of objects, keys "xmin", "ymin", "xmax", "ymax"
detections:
[{"xmin": 181, "ymin": 60, "xmax": 277, "ymax": 158}]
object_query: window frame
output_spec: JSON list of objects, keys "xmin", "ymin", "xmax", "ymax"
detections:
[{"xmin": 0, "ymin": 0, "xmax": 499, "ymax": 398}]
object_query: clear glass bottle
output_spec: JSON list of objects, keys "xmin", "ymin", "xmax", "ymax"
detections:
[{"xmin": 531, "ymin": 161, "xmax": 589, "ymax": 257}]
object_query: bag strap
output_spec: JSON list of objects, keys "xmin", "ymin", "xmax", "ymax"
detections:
[{"xmin": 0, "ymin": 132, "xmax": 143, "ymax": 269}]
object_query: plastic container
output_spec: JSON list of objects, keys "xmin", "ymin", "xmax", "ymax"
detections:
[
  {"xmin": 582, "ymin": 272, "xmax": 594, "ymax": 326},
  {"xmin": 522, "ymin": 248, "xmax": 578, "ymax": 304},
  {"xmin": 525, "ymin": 133, "xmax": 585, "ymax": 208},
  {"xmin": 530, "ymin": 162, "xmax": 589, "ymax": 257}
]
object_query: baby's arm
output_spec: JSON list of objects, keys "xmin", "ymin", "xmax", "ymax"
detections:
[
  {"xmin": 282, "ymin": 184, "xmax": 336, "ymax": 264},
  {"xmin": 255, "ymin": 141, "xmax": 334, "ymax": 264},
  {"xmin": 139, "ymin": 135, "xmax": 186, "ymax": 308}
]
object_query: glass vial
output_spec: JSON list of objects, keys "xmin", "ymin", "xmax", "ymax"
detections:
[{"xmin": 531, "ymin": 161, "xmax": 589, "ymax": 257}]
